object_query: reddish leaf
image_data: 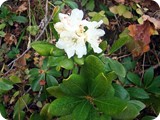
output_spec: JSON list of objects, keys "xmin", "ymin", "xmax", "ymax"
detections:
[{"xmin": 127, "ymin": 21, "xmax": 155, "ymax": 57}]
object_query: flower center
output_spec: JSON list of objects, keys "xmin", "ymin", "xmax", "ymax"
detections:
[{"xmin": 76, "ymin": 24, "xmax": 85, "ymax": 37}]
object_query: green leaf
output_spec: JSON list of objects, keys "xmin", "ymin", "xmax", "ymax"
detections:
[
  {"xmin": 0, "ymin": 31, "xmax": 5, "ymax": 37},
  {"xmin": 46, "ymin": 74, "xmax": 58, "ymax": 87},
  {"xmin": 90, "ymin": 73, "xmax": 111, "ymax": 97},
  {"xmin": 13, "ymin": 94, "xmax": 31, "ymax": 118},
  {"xmin": 94, "ymin": 97, "xmax": 127, "ymax": 115},
  {"xmin": 72, "ymin": 101, "xmax": 92, "ymax": 120},
  {"xmin": 31, "ymin": 74, "xmax": 45, "ymax": 91},
  {"xmin": 117, "ymin": 4, "xmax": 126, "ymax": 16},
  {"xmin": 105, "ymin": 71, "xmax": 117, "ymax": 82},
  {"xmin": 144, "ymin": 67, "xmax": 154, "ymax": 87},
  {"xmin": 147, "ymin": 76, "xmax": 160, "ymax": 93},
  {"xmin": 59, "ymin": 57, "xmax": 74, "ymax": 70},
  {"xmin": 48, "ymin": 56, "xmax": 65, "ymax": 67},
  {"xmin": 61, "ymin": 74, "xmax": 87, "ymax": 96},
  {"xmin": 54, "ymin": 1, "xmax": 63, "ymax": 5},
  {"xmin": 73, "ymin": 56, "xmax": 84, "ymax": 65},
  {"xmin": 13, "ymin": 111, "xmax": 25, "ymax": 120},
  {"xmin": 127, "ymin": 72, "xmax": 141, "ymax": 86},
  {"xmin": 81, "ymin": 55, "xmax": 105, "ymax": 81},
  {"xmin": 12, "ymin": 15, "xmax": 28, "ymax": 23},
  {"xmin": 0, "ymin": 80, "xmax": 13, "ymax": 91},
  {"xmin": 9, "ymin": 75, "xmax": 21, "ymax": 83},
  {"xmin": 127, "ymin": 87, "xmax": 149, "ymax": 99},
  {"xmin": 122, "ymin": 57, "xmax": 136, "ymax": 70},
  {"xmin": 109, "ymin": 36, "xmax": 130, "ymax": 54},
  {"xmin": 81, "ymin": 0, "xmax": 88, "ymax": 6},
  {"xmin": 27, "ymin": 25, "xmax": 39, "ymax": 36},
  {"xmin": 47, "ymin": 86, "xmax": 65, "ymax": 98},
  {"xmin": 0, "ymin": 23, "xmax": 6, "ymax": 30},
  {"xmin": 40, "ymin": 103, "xmax": 52, "ymax": 120},
  {"xmin": 59, "ymin": 115, "xmax": 72, "ymax": 120},
  {"xmin": 87, "ymin": 108, "xmax": 111, "ymax": 120},
  {"xmin": 129, "ymin": 100, "xmax": 145, "ymax": 111},
  {"xmin": 48, "ymin": 97, "xmax": 81, "ymax": 116},
  {"xmin": 107, "ymin": 58, "xmax": 126, "ymax": 77},
  {"xmin": 113, "ymin": 83, "xmax": 130, "ymax": 100},
  {"xmin": 113, "ymin": 103, "xmax": 140, "ymax": 119},
  {"xmin": 31, "ymin": 41, "xmax": 55, "ymax": 56},
  {"xmin": 30, "ymin": 113, "xmax": 43, "ymax": 120},
  {"xmin": 0, "ymin": 103, "xmax": 7, "ymax": 118},
  {"xmin": 86, "ymin": 0, "xmax": 95, "ymax": 11},
  {"xmin": 141, "ymin": 116, "xmax": 155, "ymax": 120},
  {"xmin": 65, "ymin": 1, "xmax": 78, "ymax": 9}
]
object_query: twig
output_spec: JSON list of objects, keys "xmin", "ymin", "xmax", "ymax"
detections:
[{"xmin": 4, "ymin": 4, "xmax": 55, "ymax": 75}]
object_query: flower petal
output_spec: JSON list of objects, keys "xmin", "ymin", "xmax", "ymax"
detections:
[{"xmin": 70, "ymin": 9, "xmax": 83, "ymax": 21}]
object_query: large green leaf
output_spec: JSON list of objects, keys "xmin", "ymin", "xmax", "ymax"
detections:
[
  {"xmin": 113, "ymin": 103, "xmax": 140, "ymax": 119},
  {"xmin": 94, "ymin": 97, "xmax": 127, "ymax": 115},
  {"xmin": 58, "ymin": 115, "xmax": 72, "ymax": 120},
  {"xmin": 87, "ymin": 108, "xmax": 111, "ymax": 120},
  {"xmin": 107, "ymin": 58, "xmax": 126, "ymax": 77},
  {"xmin": 80, "ymin": 55, "xmax": 105, "ymax": 82},
  {"xmin": 90, "ymin": 73, "xmax": 111, "ymax": 97},
  {"xmin": 127, "ymin": 87, "xmax": 149, "ymax": 99},
  {"xmin": 127, "ymin": 72, "xmax": 141, "ymax": 86},
  {"xmin": 31, "ymin": 41, "xmax": 55, "ymax": 56},
  {"xmin": 144, "ymin": 67, "xmax": 154, "ymax": 87},
  {"xmin": 72, "ymin": 101, "xmax": 92, "ymax": 120},
  {"xmin": 48, "ymin": 97, "xmax": 82, "ymax": 116},
  {"xmin": 61, "ymin": 74, "xmax": 87, "ymax": 96}
]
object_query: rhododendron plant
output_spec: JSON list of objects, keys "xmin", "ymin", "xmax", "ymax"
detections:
[{"xmin": 54, "ymin": 9, "xmax": 105, "ymax": 58}]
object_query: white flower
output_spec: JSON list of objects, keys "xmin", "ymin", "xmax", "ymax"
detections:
[
  {"xmin": 154, "ymin": 113, "xmax": 160, "ymax": 120},
  {"xmin": 54, "ymin": 9, "xmax": 105, "ymax": 58},
  {"xmin": 0, "ymin": 113, "xmax": 7, "ymax": 120},
  {"xmin": 152, "ymin": 0, "xmax": 160, "ymax": 7},
  {"xmin": 0, "ymin": 0, "xmax": 7, "ymax": 6}
]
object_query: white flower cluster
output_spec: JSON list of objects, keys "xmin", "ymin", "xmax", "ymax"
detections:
[
  {"xmin": 54, "ymin": 9, "xmax": 105, "ymax": 58},
  {"xmin": 0, "ymin": 0, "xmax": 7, "ymax": 6},
  {"xmin": 0, "ymin": 113, "xmax": 7, "ymax": 120}
]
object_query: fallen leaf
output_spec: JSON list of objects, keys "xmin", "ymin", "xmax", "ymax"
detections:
[
  {"xmin": 4, "ymin": 33, "xmax": 17, "ymax": 46},
  {"xmin": 114, "ymin": 0, "xmax": 125, "ymax": 4},
  {"xmin": 16, "ymin": 2, "xmax": 28, "ymax": 13},
  {"xmin": 142, "ymin": 15, "xmax": 160, "ymax": 29},
  {"xmin": 127, "ymin": 21, "xmax": 155, "ymax": 57}
]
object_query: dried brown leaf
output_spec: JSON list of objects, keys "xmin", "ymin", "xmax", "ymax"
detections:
[{"xmin": 4, "ymin": 33, "xmax": 17, "ymax": 46}]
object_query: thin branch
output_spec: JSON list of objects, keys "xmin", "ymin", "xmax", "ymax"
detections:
[{"xmin": 4, "ymin": 5, "xmax": 55, "ymax": 75}]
